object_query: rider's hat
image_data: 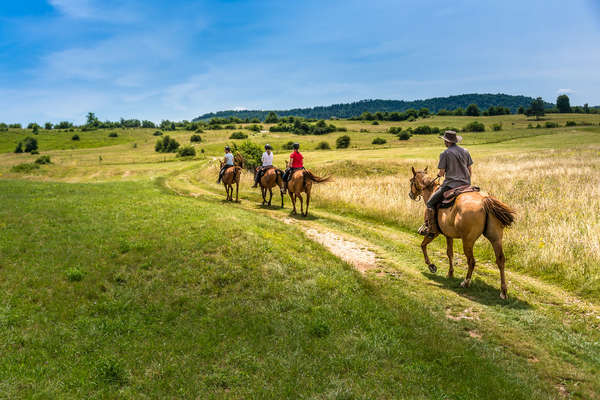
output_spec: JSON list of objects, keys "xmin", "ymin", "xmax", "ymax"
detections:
[
  {"xmin": 440, "ymin": 130, "xmax": 462, "ymax": 143},
  {"xmin": 224, "ymin": 145, "xmax": 231, "ymax": 151},
  {"xmin": 265, "ymin": 144, "xmax": 272, "ymax": 150},
  {"xmin": 292, "ymin": 142, "xmax": 300, "ymax": 149}
]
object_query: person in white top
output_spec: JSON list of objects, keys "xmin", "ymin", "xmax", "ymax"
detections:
[
  {"xmin": 252, "ymin": 144, "xmax": 274, "ymax": 187},
  {"xmin": 217, "ymin": 146, "xmax": 235, "ymax": 184}
]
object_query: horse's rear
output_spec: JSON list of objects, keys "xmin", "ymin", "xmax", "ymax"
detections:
[
  {"xmin": 439, "ymin": 191, "xmax": 515, "ymax": 299},
  {"xmin": 287, "ymin": 169, "xmax": 330, "ymax": 216},
  {"xmin": 222, "ymin": 166, "xmax": 241, "ymax": 202},
  {"xmin": 260, "ymin": 168, "xmax": 284, "ymax": 207}
]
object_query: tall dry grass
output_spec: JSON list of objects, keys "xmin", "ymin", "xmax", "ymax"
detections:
[{"xmin": 311, "ymin": 149, "xmax": 600, "ymax": 299}]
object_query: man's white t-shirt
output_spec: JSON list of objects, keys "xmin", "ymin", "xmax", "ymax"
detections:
[
  {"xmin": 224, "ymin": 153, "xmax": 234, "ymax": 165},
  {"xmin": 262, "ymin": 151, "xmax": 274, "ymax": 166}
]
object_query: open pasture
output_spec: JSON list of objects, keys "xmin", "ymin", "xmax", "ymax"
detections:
[{"xmin": 2, "ymin": 113, "xmax": 600, "ymax": 398}]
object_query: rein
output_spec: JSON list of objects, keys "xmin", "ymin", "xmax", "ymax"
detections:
[{"xmin": 410, "ymin": 175, "xmax": 441, "ymax": 201}]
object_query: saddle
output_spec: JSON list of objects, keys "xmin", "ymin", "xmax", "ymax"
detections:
[{"xmin": 438, "ymin": 185, "xmax": 480, "ymax": 209}]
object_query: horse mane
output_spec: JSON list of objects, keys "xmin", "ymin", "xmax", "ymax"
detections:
[
  {"xmin": 303, "ymin": 169, "xmax": 331, "ymax": 183},
  {"xmin": 483, "ymin": 196, "xmax": 516, "ymax": 227}
]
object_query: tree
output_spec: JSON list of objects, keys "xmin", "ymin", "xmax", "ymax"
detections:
[
  {"xmin": 518, "ymin": 106, "xmax": 525, "ymax": 114},
  {"xmin": 454, "ymin": 107, "xmax": 464, "ymax": 116},
  {"xmin": 465, "ymin": 104, "xmax": 480, "ymax": 116},
  {"xmin": 45, "ymin": 122, "xmax": 53, "ymax": 130},
  {"xmin": 264, "ymin": 112, "xmax": 279, "ymax": 124},
  {"xmin": 584, "ymin": 103, "xmax": 590, "ymax": 114},
  {"xmin": 556, "ymin": 95, "xmax": 571, "ymax": 113},
  {"xmin": 86, "ymin": 112, "xmax": 100, "ymax": 127},
  {"xmin": 527, "ymin": 97, "xmax": 545, "ymax": 120},
  {"xmin": 418, "ymin": 108, "xmax": 430, "ymax": 118},
  {"xmin": 142, "ymin": 120, "xmax": 156, "ymax": 128},
  {"xmin": 14, "ymin": 142, "xmax": 23, "ymax": 153},
  {"xmin": 23, "ymin": 137, "xmax": 38, "ymax": 152}
]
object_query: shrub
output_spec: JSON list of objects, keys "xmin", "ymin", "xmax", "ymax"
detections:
[
  {"xmin": 463, "ymin": 121, "xmax": 485, "ymax": 132},
  {"xmin": 108, "ymin": 132, "xmax": 118, "ymax": 137},
  {"xmin": 315, "ymin": 141, "xmax": 331, "ymax": 150},
  {"xmin": 72, "ymin": 134, "xmax": 80, "ymax": 141},
  {"xmin": 388, "ymin": 127, "xmax": 402, "ymax": 134},
  {"xmin": 545, "ymin": 121, "xmax": 559, "ymax": 128},
  {"xmin": 229, "ymin": 131, "xmax": 248, "ymax": 139},
  {"xmin": 431, "ymin": 127, "xmax": 440, "ymax": 134},
  {"xmin": 282, "ymin": 141, "xmax": 295, "ymax": 150},
  {"xmin": 565, "ymin": 121, "xmax": 576, "ymax": 127},
  {"xmin": 246, "ymin": 124, "xmax": 262, "ymax": 132},
  {"xmin": 336, "ymin": 126, "xmax": 348, "ymax": 132},
  {"xmin": 11, "ymin": 163, "xmax": 40, "ymax": 173},
  {"xmin": 372, "ymin": 137, "xmax": 387, "ymax": 145},
  {"xmin": 32, "ymin": 125, "xmax": 39, "ymax": 135},
  {"xmin": 155, "ymin": 135, "xmax": 180, "ymax": 153},
  {"xmin": 177, "ymin": 146, "xmax": 196, "ymax": 157},
  {"xmin": 359, "ymin": 128, "xmax": 369, "ymax": 133},
  {"xmin": 536, "ymin": 123, "xmax": 542, "ymax": 129},
  {"xmin": 190, "ymin": 134, "xmax": 202, "ymax": 142},
  {"xmin": 371, "ymin": 121, "xmax": 379, "ymax": 125},
  {"xmin": 413, "ymin": 125, "xmax": 432, "ymax": 135},
  {"xmin": 224, "ymin": 124, "xmax": 236, "ymax": 129},
  {"xmin": 35, "ymin": 155, "xmax": 51, "ymax": 164},
  {"xmin": 23, "ymin": 137, "xmax": 38, "ymax": 152},
  {"xmin": 232, "ymin": 141, "xmax": 262, "ymax": 170},
  {"xmin": 398, "ymin": 131, "xmax": 411, "ymax": 140},
  {"xmin": 30, "ymin": 150, "xmax": 39, "ymax": 155},
  {"xmin": 492, "ymin": 123, "xmax": 503, "ymax": 131},
  {"xmin": 0, "ymin": 123, "xmax": 7, "ymax": 131},
  {"xmin": 153, "ymin": 130, "xmax": 163, "ymax": 136},
  {"xmin": 14, "ymin": 142, "xmax": 23, "ymax": 153},
  {"xmin": 65, "ymin": 267, "xmax": 83, "ymax": 282},
  {"xmin": 527, "ymin": 123, "xmax": 533, "ymax": 129},
  {"xmin": 336, "ymin": 135, "xmax": 351, "ymax": 149}
]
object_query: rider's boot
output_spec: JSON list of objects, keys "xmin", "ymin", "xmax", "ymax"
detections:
[{"xmin": 418, "ymin": 208, "xmax": 438, "ymax": 237}]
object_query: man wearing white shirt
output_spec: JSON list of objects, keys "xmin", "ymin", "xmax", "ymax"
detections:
[{"xmin": 252, "ymin": 144, "xmax": 274, "ymax": 188}]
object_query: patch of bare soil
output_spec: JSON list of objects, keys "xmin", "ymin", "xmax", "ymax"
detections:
[
  {"xmin": 303, "ymin": 228, "xmax": 378, "ymax": 274},
  {"xmin": 445, "ymin": 307, "xmax": 479, "ymax": 321}
]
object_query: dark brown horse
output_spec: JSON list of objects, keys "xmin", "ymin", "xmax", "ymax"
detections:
[
  {"xmin": 285, "ymin": 161, "xmax": 331, "ymax": 217},
  {"xmin": 409, "ymin": 167, "xmax": 516, "ymax": 299},
  {"xmin": 220, "ymin": 161, "xmax": 242, "ymax": 202},
  {"xmin": 256, "ymin": 167, "xmax": 285, "ymax": 207}
]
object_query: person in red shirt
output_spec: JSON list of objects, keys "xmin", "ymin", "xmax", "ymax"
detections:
[{"xmin": 282, "ymin": 143, "xmax": 303, "ymax": 192}]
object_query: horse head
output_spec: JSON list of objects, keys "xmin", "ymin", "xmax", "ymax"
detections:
[{"xmin": 409, "ymin": 166, "xmax": 429, "ymax": 200}]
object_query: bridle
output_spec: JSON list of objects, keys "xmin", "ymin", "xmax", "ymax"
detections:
[{"xmin": 409, "ymin": 174, "xmax": 440, "ymax": 201}]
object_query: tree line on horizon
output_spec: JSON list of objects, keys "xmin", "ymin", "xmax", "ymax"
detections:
[{"xmin": 1, "ymin": 95, "xmax": 597, "ymax": 132}]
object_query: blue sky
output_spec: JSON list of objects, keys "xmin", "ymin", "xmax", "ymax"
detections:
[{"xmin": 1, "ymin": 0, "xmax": 599, "ymax": 124}]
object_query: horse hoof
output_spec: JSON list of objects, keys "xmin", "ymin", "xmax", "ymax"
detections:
[
  {"xmin": 428, "ymin": 264, "xmax": 437, "ymax": 273},
  {"xmin": 460, "ymin": 279, "xmax": 470, "ymax": 288}
]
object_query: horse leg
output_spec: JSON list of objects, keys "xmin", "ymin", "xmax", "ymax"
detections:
[
  {"xmin": 304, "ymin": 191, "xmax": 310, "ymax": 217},
  {"xmin": 268, "ymin": 187, "xmax": 273, "ymax": 206},
  {"xmin": 225, "ymin": 184, "xmax": 230, "ymax": 201},
  {"xmin": 297, "ymin": 193, "xmax": 303, "ymax": 216},
  {"xmin": 235, "ymin": 182, "xmax": 239, "ymax": 202},
  {"xmin": 290, "ymin": 193, "xmax": 297, "ymax": 214},
  {"xmin": 420, "ymin": 235, "xmax": 438, "ymax": 273},
  {"xmin": 280, "ymin": 188, "xmax": 284, "ymax": 208},
  {"xmin": 446, "ymin": 237, "xmax": 454, "ymax": 278},
  {"xmin": 492, "ymin": 239, "xmax": 508, "ymax": 299},
  {"xmin": 261, "ymin": 187, "xmax": 266, "ymax": 205},
  {"xmin": 460, "ymin": 240, "xmax": 476, "ymax": 288}
]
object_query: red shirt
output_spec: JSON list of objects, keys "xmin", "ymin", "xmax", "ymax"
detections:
[{"xmin": 290, "ymin": 151, "xmax": 303, "ymax": 168}]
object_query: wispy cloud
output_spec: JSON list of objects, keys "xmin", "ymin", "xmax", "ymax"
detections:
[{"xmin": 557, "ymin": 88, "xmax": 576, "ymax": 94}]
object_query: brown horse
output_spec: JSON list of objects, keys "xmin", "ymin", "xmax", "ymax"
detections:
[
  {"xmin": 285, "ymin": 161, "xmax": 331, "ymax": 216},
  {"xmin": 409, "ymin": 167, "xmax": 516, "ymax": 299},
  {"xmin": 220, "ymin": 161, "xmax": 242, "ymax": 202},
  {"xmin": 256, "ymin": 167, "xmax": 285, "ymax": 207}
]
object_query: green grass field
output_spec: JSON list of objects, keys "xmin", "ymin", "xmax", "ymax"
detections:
[{"xmin": 1, "ymin": 113, "xmax": 600, "ymax": 398}]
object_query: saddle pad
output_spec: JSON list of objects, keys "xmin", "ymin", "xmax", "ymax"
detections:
[{"xmin": 439, "ymin": 185, "xmax": 480, "ymax": 208}]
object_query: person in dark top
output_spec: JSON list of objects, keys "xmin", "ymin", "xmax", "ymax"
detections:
[{"xmin": 419, "ymin": 130, "xmax": 473, "ymax": 236}]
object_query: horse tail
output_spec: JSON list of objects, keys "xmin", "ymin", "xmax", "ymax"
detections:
[
  {"xmin": 303, "ymin": 169, "xmax": 332, "ymax": 184},
  {"xmin": 483, "ymin": 196, "xmax": 515, "ymax": 227}
]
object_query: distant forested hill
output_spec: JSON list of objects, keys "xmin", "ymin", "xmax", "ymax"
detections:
[{"xmin": 193, "ymin": 93, "xmax": 554, "ymax": 121}]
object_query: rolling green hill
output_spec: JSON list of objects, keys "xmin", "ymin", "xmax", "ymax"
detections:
[{"xmin": 193, "ymin": 93, "xmax": 554, "ymax": 121}]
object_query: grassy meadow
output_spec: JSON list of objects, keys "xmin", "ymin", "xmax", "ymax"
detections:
[{"xmin": 1, "ymin": 113, "xmax": 600, "ymax": 398}]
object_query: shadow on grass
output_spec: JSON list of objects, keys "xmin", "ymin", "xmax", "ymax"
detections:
[
  {"xmin": 422, "ymin": 272, "xmax": 532, "ymax": 309},
  {"xmin": 286, "ymin": 212, "xmax": 319, "ymax": 221}
]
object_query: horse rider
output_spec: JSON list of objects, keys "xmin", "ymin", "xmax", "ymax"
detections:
[
  {"xmin": 217, "ymin": 145, "xmax": 235, "ymax": 184},
  {"xmin": 252, "ymin": 144, "xmax": 274, "ymax": 188},
  {"xmin": 282, "ymin": 143, "xmax": 303, "ymax": 193},
  {"xmin": 419, "ymin": 130, "xmax": 474, "ymax": 236}
]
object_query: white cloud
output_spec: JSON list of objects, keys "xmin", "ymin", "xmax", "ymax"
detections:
[
  {"xmin": 557, "ymin": 88, "xmax": 575, "ymax": 94},
  {"xmin": 48, "ymin": 0, "xmax": 95, "ymax": 18}
]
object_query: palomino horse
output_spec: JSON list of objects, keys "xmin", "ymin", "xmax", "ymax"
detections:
[
  {"xmin": 285, "ymin": 161, "xmax": 330, "ymax": 217},
  {"xmin": 409, "ymin": 167, "xmax": 516, "ymax": 299},
  {"xmin": 220, "ymin": 161, "xmax": 242, "ymax": 202},
  {"xmin": 256, "ymin": 167, "xmax": 285, "ymax": 207}
]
